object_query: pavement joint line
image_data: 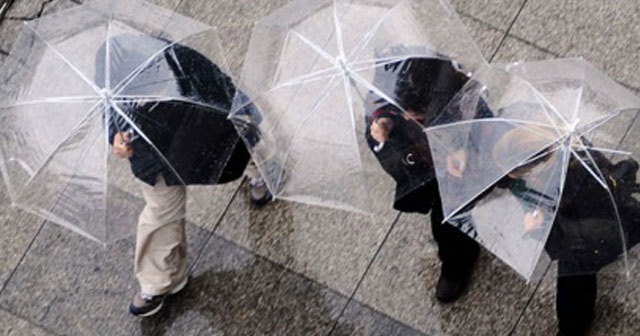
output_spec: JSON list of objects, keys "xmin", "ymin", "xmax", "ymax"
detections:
[
  {"xmin": 186, "ymin": 176, "xmax": 246, "ymax": 276},
  {"xmin": 489, "ymin": 0, "xmax": 529, "ymax": 63},
  {"xmin": 506, "ymin": 262, "xmax": 553, "ymax": 336},
  {"xmin": 0, "ymin": 218, "xmax": 46, "ymax": 307},
  {"xmin": 326, "ymin": 211, "xmax": 403, "ymax": 336},
  {"xmin": 462, "ymin": 9, "xmax": 640, "ymax": 105},
  {"xmin": 459, "ymin": 11, "xmax": 562, "ymax": 60}
]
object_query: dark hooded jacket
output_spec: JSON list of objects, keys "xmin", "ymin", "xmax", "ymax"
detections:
[
  {"xmin": 364, "ymin": 57, "xmax": 470, "ymax": 213},
  {"xmin": 499, "ymin": 148, "xmax": 640, "ymax": 274},
  {"xmin": 96, "ymin": 35, "xmax": 250, "ymax": 186},
  {"xmin": 548, "ymin": 154, "xmax": 640, "ymax": 274}
]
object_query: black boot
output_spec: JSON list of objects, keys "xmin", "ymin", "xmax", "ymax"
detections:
[
  {"xmin": 556, "ymin": 273, "xmax": 596, "ymax": 336},
  {"xmin": 435, "ymin": 263, "xmax": 475, "ymax": 302}
]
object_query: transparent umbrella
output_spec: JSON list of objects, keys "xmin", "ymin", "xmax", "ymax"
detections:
[
  {"xmin": 427, "ymin": 58, "xmax": 640, "ymax": 281},
  {"xmin": 229, "ymin": 0, "xmax": 486, "ymax": 214},
  {"xmin": 0, "ymin": 0, "xmax": 244, "ymax": 243}
]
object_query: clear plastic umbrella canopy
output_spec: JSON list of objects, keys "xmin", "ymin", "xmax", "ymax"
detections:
[
  {"xmin": 229, "ymin": 0, "xmax": 486, "ymax": 214},
  {"xmin": 0, "ymin": 0, "xmax": 241, "ymax": 243},
  {"xmin": 427, "ymin": 58, "xmax": 640, "ymax": 281}
]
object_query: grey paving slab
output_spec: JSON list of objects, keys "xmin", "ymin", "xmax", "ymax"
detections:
[
  {"xmin": 2, "ymin": 0, "xmax": 42, "ymax": 18},
  {"xmin": 459, "ymin": 14, "xmax": 505, "ymax": 60},
  {"xmin": 216, "ymin": 180, "xmax": 398, "ymax": 298},
  {"xmin": 0, "ymin": 207, "xmax": 43, "ymax": 291},
  {"xmin": 0, "ymin": 9, "xmax": 21, "ymax": 52},
  {"xmin": 176, "ymin": 0, "xmax": 290, "ymax": 78},
  {"xmin": 150, "ymin": 234, "xmax": 352, "ymax": 336},
  {"xmin": 510, "ymin": 0, "xmax": 640, "ymax": 90},
  {"xmin": 450, "ymin": 0, "xmax": 526, "ymax": 31},
  {"xmin": 0, "ymin": 308, "xmax": 54, "ymax": 336},
  {"xmin": 0, "ymin": 0, "xmax": 181, "ymax": 52},
  {"xmin": 0, "ymin": 182, "xmax": 44, "ymax": 291},
  {"xmin": 336, "ymin": 300, "xmax": 428, "ymax": 336},
  {"xmin": 0, "ymin": 222, "xmax": 209, "ymax": 336},
  {"xmin": 185, "ymin": 180, "xmax": 244, "ymax": 232},
  {"xmin": 348, "ymin": 212, "xmax": 538, "ymax": 336}
]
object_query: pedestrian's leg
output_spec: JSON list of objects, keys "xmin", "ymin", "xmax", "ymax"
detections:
[
  {"xmin": 556, "ymin": 270, "xmax": 597, "ymax": 335},
  {"xmin": 431, "ymin": 195, "xmax": 479, "ymax": 302},
  {"xmin": 130, "ymin": 175, "xmax": 187, "ymax": 316}
]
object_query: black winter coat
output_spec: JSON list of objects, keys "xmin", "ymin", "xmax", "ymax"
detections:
[
  {"xmin": 96, "ymin": 35, "xmax": 250, "ymax": 186},
  {"xmin": 547, "ymin": 154, "xmax": 640, "ymax": 274},
  {"xmin": 364, "ymin": 57, "xmax": 470, "ymax": 213},
  {"xmin": 501, "ymin": 150, "xmax": 640, "ymax": 274}
]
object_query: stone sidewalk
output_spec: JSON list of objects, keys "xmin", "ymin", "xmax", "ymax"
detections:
[{"xmin": 1, "ymin": 0, "xmax": 640, "ymax": 335}]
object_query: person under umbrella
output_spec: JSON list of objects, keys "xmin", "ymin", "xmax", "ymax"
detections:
[
  {"xmin": 97, "ymin": 34, "xmax": 267, "ymax": 317},
  {"xmin": 491, "ymin": 126, "xmax": 640, "ymax": 335},
  {"xmin": 365, "ymin": 50, "xmax": 484, "ymax": 302}
]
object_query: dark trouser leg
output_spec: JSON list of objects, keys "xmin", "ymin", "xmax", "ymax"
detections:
[
  {"xmin": 430, "ymin": 195, "xmax": 479, "ymax": 277},
  {"xmin": 556, "ymin": 267, "xmax": 597, "ymax": 336}
]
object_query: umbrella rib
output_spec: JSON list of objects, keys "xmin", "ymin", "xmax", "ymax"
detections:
[
  {"xmin": 344, "ymin": 1, "xmax": 405, "ymax": 63},
  {"xmin": 342, "ymin": 70, "xmax": 358, "ymax": 140},
  {"xmin": 23, "ymin": 24, "xmax": 103, "ymax": 95},
  {"xmin": 573, "ymin": 109, "xmax": 622, "ymax": 137},
  {"xmin": 105, "ymin": 20, "xmax": 112, "ymax": 92},
  {"xmin": 578, "ymin": 146, "xmax": 631, "ymax": 156},
  {"xmin": 229, "ymin": 70, "xmax": 344, "ymax": 128},
  {"xmin": 332, "ymin": 1, "xmax": 346, "ymax": 60},
  {"xmin": 21, "ymin": 101, "xmax": 102, "ymax": 189},
  {"xmin": 427, "ymin": 117, "xmax": 563, "ymax": 132},
  {"xmin": 569, "ymin": 145, "xmax": 609, "ymax": 191},
  {"xmin": 347, "ymin": 67, "xmax": 408, "ymax": 115},
  {"xmin": 269, "ymin": 67, "xmax": 341, "ymax": 90},
  {"xmin": 276, "ymin": 74, "xmax": 343, "ymax": 188},
  {"xmin": 289, "ymin": 29, "xmax": 336, "ymax": 66},
  {"xmin": 111, "ymin": 42, "xmax": 174, "ymax": 96},
  {"xmin": 571, "ymin": 67, "xmax": 586, "ymax": 125},
  {"xmin": 2, "ymin": 96, "xmax": 101, "ymax": 108},
  {"xmin": 439, "ymin": 141, "xmax": 565, "ymax": 223},
  {"xmin": 112, "ymin": 94, "xmax": 231, "ymax": 115},
  {"xmin": 111, "ymin": 29, "xmax": 216, "ymax": 96},
  {"xmin": 16, "ymin": 205, "xmax": 103, "ymax": 243},
  {"xmin": 521, "ymin": 79, "xmax": 570, "ymax": 133},
  {"xmin": 347, "ymin": 52, "xmax": 447, "ymax": 73},
  {"xmin": 261, "ymin": 70, "xmax": 344, "ymax": 136},
  {"xmin": 570, "ymin": 139, "xmax": 630, "ymax": 273}
]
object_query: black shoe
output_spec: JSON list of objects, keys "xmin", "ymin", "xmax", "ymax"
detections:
[
  {"xmin": 435, "ymin": 270, "xmax": 472, "ymax": 302},
  {"xmin": 129, "ymin": 277, "xmax": 188, "ymax": 317},
  {"xmin": 249, "ymin": 177, "xmax": 272, "ymax": 206},
  {"xmin": 557, "ymin": 314, "xmax": 593, "ymax": 336},
  {"xmin": 557, "ymin": 325, "xmax": 591, "ymax": 336}
]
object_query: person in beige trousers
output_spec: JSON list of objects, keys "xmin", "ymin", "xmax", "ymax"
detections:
[{"xmin": 102, "ymin": 34, "xmax": 271, "ymax": 317}]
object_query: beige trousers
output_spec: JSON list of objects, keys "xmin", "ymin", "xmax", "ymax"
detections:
[{"xmin": 134, "ymin": 175, "xmax": 187, "ymax": 296}]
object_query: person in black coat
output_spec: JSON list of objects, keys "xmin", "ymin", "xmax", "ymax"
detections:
[
  {"xmin": 96, "ymin": 34, "xmax": 255, "ymax": 316},
  {"xmin": 492, "ymin": 127, "xmax": 640, "ymax": 335},
  {"xmin": 364, "ymin": 52, "xmax": 480, "ymax": 302}
]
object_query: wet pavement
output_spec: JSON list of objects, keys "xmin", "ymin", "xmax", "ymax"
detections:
[{"xmin": 1, "ymin": 0, "xmax": 640, "ymax": 335}]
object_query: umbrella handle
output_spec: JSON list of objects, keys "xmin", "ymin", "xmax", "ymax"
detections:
[{"xmin": 373, "ymin": 141, "xmax": 385, "ymax": 152}]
